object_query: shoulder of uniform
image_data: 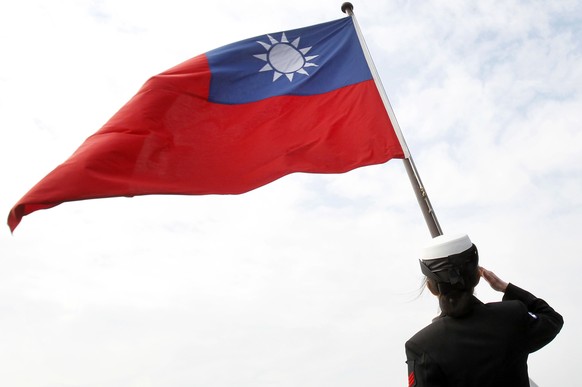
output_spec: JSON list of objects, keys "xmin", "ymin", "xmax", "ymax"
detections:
[
  {"xmin": 482, "ymin": 299, "xmax": 529, "ymax": 321},
  {"xmin": 407, "ymin": 319, "xmax": 447, "ymax": 348}
]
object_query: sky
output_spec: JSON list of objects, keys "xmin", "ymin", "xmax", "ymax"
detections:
[{"xmin": 1, "ymin": 0, "xmax": 581, "ymax": 386}]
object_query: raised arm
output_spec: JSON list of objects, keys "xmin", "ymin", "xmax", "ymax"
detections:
[{"xmin": 480, "ymin": 267, "xmax": 564, "ymax": 353}]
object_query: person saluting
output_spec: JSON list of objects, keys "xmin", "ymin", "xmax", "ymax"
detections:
[{"xmin": 405, "ymin": 234, "xmax": 563, "ymax": 387}]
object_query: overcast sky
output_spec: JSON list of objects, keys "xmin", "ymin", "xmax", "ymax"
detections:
[{"xmin": 1, "ymin": 1, "xmax": 581, "ymax": 386}]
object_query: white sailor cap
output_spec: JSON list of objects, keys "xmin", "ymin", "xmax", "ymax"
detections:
[{"xmin": 421, "ymin": 234, "xmax": 473, "ymax": 261}]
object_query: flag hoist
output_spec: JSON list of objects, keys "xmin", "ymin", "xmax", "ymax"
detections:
[{"xmin": 342, "ymin": 2, "xmax": 442, "ymax": 237}]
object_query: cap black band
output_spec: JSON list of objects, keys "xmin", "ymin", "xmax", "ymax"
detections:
[{"xmin": 420, "ymin": 244, "xmax": 479, "ymax": 290}]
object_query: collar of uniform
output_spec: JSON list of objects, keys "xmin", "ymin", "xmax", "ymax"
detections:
[{"xmin": 432, "ymin": 296, "xmax": 483, "ymax": 322}]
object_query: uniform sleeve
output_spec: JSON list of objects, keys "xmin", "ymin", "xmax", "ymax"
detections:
[
  {"xmin": 503, "ymin": 283, "xmax": 564, "ymax": 353},
  {"xmin": 405, "ymin": 340, "xmax": 445, "ymax": 387}
]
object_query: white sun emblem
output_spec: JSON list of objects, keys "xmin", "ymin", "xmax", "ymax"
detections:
[{"xmin": 254, "ymin": 32, "xmax": 318, "ymax": 82}]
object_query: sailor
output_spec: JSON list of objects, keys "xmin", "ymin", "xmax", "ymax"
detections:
[{"xmin": 405, "ymin": 234, "xmax": 563, "ymax": 387}]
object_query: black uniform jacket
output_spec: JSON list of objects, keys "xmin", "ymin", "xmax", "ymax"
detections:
[{"xmin": 405, "ymin": 283, "xmax": 563, "ymax": 387}]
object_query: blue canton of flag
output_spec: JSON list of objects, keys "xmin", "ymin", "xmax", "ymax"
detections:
[{"xmin": 206, "ymin": 17, "xmax": 372, "ymax": 104}]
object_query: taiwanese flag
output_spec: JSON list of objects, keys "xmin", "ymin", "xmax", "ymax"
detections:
[{"xmin": 8, "ymin": 16, "xmax": 405, "ymax": 232}]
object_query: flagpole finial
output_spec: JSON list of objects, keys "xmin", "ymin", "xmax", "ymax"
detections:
[{"xmin": 341, "ymin": 2, "xmax": 354, "ymax": 14}]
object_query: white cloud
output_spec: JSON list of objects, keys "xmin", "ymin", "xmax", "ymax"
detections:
[{"xmin": 1, "ymin": 1, "xmax": 580, "ymax": 386}]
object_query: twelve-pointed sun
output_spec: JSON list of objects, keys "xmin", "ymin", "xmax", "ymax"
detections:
[{"xmin": 254, "ymin": 33, "xmax": 318, "ymax": 82}]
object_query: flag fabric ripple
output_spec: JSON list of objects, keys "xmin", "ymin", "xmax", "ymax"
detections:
[{"xmin": 8, "ymin": 16, "xmax": 405, "ymax": 232}]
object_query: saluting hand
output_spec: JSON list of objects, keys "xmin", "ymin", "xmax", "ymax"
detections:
[{"xmin": 479, "ymin": 267, "xmax": 509, "ymax": 292}]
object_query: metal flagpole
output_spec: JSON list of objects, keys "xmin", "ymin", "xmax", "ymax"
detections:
[
  {"xmin": 341, "ymin": 2, "xmax": 443, "ymax": 238},
  {"xmin": 344, "ymin": 7, "xmax": 539, "ymax": 385}
]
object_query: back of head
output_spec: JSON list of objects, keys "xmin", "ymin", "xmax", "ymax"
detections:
[{"xmin": 419, "ymin": 234, "xmax": 480, "ymax": 318}]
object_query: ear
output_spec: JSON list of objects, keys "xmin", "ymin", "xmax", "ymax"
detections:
[{"xmin": 426, "ymin": 279, "xmax": 440, "ymax": 296}]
